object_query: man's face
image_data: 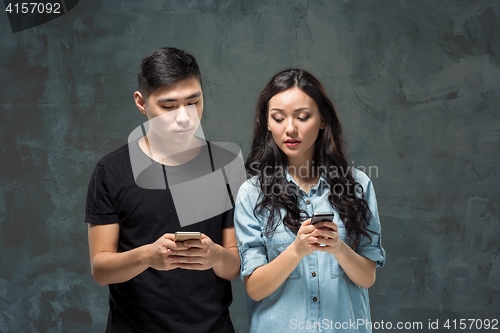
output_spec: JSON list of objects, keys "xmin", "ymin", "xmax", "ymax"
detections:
[{"xmin": 136, "ymin": 76, "xmax": 204, "ymax": 145}]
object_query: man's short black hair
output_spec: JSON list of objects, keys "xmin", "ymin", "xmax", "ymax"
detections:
[{"xmin": 138, "ymin": 47, "xmax": 201, "ymax": 98}]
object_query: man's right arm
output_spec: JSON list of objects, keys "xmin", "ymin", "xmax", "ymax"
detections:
[{"xmin": 88, "ymin": 223, "xmax": 185, "ymax": 286}]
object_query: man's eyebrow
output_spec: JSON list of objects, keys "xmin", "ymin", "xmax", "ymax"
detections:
[{"xmin": 157, "ymin": 91, "xmax": 201, "ymax": 103}]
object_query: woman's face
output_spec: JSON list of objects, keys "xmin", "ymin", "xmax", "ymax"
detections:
[{"xmin": 267, "ymin": 87, "xmax": 325, "ymax": 162}]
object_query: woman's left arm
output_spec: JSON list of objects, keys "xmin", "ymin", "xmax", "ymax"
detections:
[{"xmin": 310, "ymin": 223, "xmax": 376, "ymax": 289}]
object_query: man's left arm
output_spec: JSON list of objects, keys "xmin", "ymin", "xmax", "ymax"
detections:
[
  {"xmin": 168, "ymin": 226, "xmax": 241, "ymax": 281},
  {"xmin": 210, "ymin": 226, "xmax": 241, "ymax": 280}
]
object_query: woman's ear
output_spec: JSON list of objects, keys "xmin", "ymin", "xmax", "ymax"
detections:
[
  {"xmin": 134, "ymin": 91, "xmax": 147, "ymax": 116},
  {"xmin": 320, "ymin": 118, "xmax": 325, "ymax": 130}
]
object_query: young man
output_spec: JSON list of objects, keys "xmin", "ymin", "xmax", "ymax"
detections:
[{"xmin": 85, "ymin": 47, "xmax": 240, "ymax": 333}]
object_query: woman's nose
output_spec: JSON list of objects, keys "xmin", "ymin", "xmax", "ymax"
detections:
[{"xmin": 285, "ymin": 119, "xmax": 297, "ymax": 136}]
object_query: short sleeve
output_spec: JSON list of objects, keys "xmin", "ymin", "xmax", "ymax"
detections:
[
  {"xmin": 84, "ymin": 163, "xmax": 120, "ymax": 225},
  {"xmin": 233, "ymin": 182, "xmax": 269, "ymax": 279},
  {"xmin": 355, "ymin": 176, "xmax": 386, "ymax": 268},
  {"xmin": 221, "ymin": 207, "xmax": 234, "ymax": 229}
]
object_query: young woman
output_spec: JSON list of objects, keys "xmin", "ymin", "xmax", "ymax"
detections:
[{"xmin": 234, "ymin": 69, "xmax": 386, "ymax": 332}]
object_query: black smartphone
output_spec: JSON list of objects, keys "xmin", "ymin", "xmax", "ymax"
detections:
[{"xmin": 311, "ymin": 212, "xmax": 335, "ymax": 224}]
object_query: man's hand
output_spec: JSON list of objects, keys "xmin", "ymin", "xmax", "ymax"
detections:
[
  {"xmin": 89, "ymin": 224, "xmax": 239, "ymax": 285},
  {"xmin": 154, "ymin": 227, "xmax": 240, "ymax": 281},
  {"xmin": 146, "ymin": 233, "xmax": 190, "ymax": 271},
  {"xmin": 167, "ymin": 234, "xmax": 222, "ymax": 270},
  {"xmin": 89, "ymin": 224, "xmax": 190, "ymax": 286}
]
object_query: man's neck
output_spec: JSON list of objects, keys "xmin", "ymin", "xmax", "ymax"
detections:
[{"xmin": 138, "ymin": 134, "xmax": 203, "ymax": 166}]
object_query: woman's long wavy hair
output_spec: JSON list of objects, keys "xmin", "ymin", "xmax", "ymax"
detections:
[{"xmin": 246, "ymin": 69, "xmax": 375, "ymax": 249}]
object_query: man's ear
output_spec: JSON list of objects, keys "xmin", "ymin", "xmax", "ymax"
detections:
[{"xmin": 134, "ymin": 91, "xmax": 147, "ymax": 116}]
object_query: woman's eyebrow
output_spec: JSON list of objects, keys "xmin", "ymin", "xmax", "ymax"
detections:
[
  {"xmin": 269, "ymin": 108, "xmax": 284, "ymax": 112},
  {"xmin": 157, "ymin": 91, "xmax": 201, "ymax": 103},
  {"xmin": 269, "ymin": 107, "xmax": 311, "ymax": 112}
]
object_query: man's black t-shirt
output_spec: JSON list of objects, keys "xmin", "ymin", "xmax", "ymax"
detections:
[{"xmin": 85, "ymin": 140, "xmax": 235, "ymax": 333}]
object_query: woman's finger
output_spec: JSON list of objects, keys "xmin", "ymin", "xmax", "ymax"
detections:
[{"xmin": 315, "ymin": 221, "xmax": 337, "ymax": 232}]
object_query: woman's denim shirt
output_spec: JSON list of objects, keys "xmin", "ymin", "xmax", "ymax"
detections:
[{"xmin": 234, "ymin": 168, "xmax": 386, "ymax": 333}]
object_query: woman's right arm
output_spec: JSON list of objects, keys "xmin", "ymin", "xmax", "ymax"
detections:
[
  {"xmin": 241, "ymin": 219, "xmax": 316, "ymax": 301},
  {"xmin": 235, "ymin": 183, "xmax": 317, "ymax": 301},
  {"xmin": 244, "ymin": 252, "xmax": 300, "ymax": 301}
]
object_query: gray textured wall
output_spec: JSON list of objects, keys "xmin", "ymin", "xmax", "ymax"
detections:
[{"xmin": 1, "ymin": 0, "xmax": 499, "ymax": 332}]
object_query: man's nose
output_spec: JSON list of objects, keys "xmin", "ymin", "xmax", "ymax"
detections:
[{"xmin": 175, "ymin": 106, "xmax": 190, "ymax": 125}]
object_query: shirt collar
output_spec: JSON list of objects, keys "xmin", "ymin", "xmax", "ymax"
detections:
[{"xmin": 285, "ymin": 170, "xmax": 328, "ymax": 193}]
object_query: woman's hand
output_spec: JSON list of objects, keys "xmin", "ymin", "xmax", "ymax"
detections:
[
  {"xmin": 291, "ymin": 219, "xmax": 317, "ymax": 258},
  {"xmin": 309, "ymin": 221, "xmax": 377, "ymax": 289},
  {"xmin": 308, "ymin": 221, "xmax": 343, "ymax": 255}
]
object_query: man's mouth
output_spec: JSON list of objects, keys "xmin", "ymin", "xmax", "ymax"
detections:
[{"xmin": 174, "ymin": 128, "xmax": 192, "ymax": 134}]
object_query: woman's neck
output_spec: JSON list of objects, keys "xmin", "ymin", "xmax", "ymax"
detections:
[{"xmin": 287, "ymin": 155, "xmax": 319, "ymax": 193}]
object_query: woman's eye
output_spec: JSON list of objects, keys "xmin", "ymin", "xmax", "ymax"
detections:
[
  {"xmin": 273, "ymin": 117, "xmax": 284, "ymax": 123},
  {"xmin": 298, "ymin": 116, "xmax": 310, "ymax": 121}
]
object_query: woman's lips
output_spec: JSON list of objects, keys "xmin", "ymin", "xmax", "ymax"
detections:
[{"xmin": 284, "ymin": 139, "xmax": 301, "ymax": 147}]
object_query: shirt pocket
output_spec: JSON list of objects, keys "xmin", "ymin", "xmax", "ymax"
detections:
[
  {"xmin": 330, "ymin": 225, "xmax": 347, "ymax": 278},
  {"xmin": 265, "ymin": 229, "xmax": 301, "ymax": 280}
]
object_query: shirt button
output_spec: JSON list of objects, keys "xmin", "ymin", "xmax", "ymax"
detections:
[
  {"xmin": 312, "ymin": 297, "xmax": 318, "ymax": 302},
  {"xmin": 305, "ymin": 200, "xmax": 310, "ymax": 205},
  {"xmin": 312, "ymin": 272, "xmax": 316, "ymax": 277}
]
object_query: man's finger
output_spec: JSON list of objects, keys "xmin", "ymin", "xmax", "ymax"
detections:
[
  {"xmin": 162, "ymin": 233, "xmax": 176, "ymax": 240},
  {"xmin": 183, "ymin": 240, "xmax": 204, "ymax": 248},
  {"xmin": 176, "ymin": 263, "xmax": 207, "ymax": 270},
  {"xmin": 166, "ymin": 242, "xmax": 190, "ymax": 251},
  {"xmin": 170, "ymin": 248, "xmax": 204, "ymax": 257}
]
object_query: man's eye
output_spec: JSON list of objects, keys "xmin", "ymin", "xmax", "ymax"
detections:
[
  {"xmin": 298, "ymin": 116, "xmax": 310, "ymax": 121},
  {"xmin": 188, "ymin": 100, "xmax": 199, "ymax": 106},
  {"xmin": 273, "ymin": 117, "xmax": 284, "ymax": 123},
  {"xmin": 162, "ymin": 106, "xmax": 175, "ymax": 110}
]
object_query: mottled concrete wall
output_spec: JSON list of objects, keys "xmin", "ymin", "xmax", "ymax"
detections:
[{"xmin": 0, "ymin": 1, "xmax": 499, "ymax": 332}]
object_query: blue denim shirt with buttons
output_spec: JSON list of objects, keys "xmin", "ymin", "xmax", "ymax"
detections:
[{"xmin": 234, "ymin": 168, "xmax": 386, "ymax": 333}]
